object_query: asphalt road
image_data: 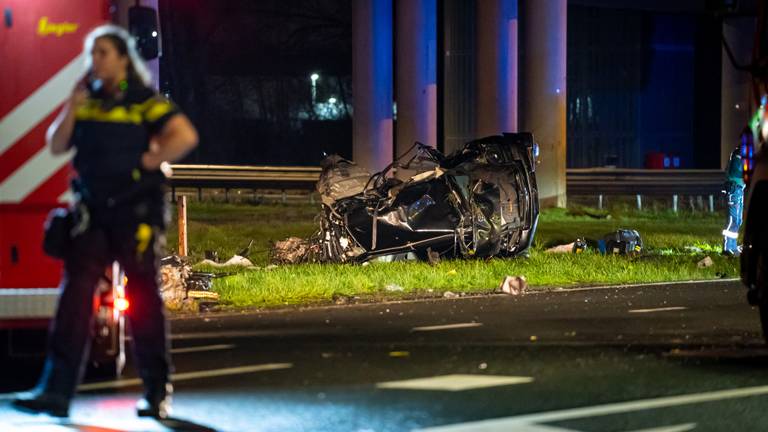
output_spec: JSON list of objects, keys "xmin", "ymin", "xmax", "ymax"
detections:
[{"xmin": 2, "ymin": 279, "xmax": 768, "ymax": 431}]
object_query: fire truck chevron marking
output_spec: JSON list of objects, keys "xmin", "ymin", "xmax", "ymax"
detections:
[
  {"xmin": 0, "ymin": 147, "xmax": 71, "ymax": 203},
  {"xmin": 0, "ymin": 53, "xmax": 86, "ymax": 156}
]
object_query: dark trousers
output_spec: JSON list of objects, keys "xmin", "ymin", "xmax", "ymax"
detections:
[
  {"xmin": 38, "ymin": 202, "xmax": 171, "ymax": 400},
  {"xmin": 723, "ymin": 184, "xmax": 744, "ymax": 253}
]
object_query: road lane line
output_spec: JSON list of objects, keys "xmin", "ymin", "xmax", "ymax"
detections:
[
  {"xmin": 628, "ymin": 307, "xmax": 688, "ymax": 314},
  {"xmin": 411, "ymin": 323, "xmax": 484, "ymax": 332},
  {"xmin": 78, "ymin": 363, "xmax": 293, "ymax": 391},
  {"xmin": 417, "ymin": 384, "xmax": 768, "ymax": 431},
  {"xmin": 170, "ymin": 344, "xmax": 235, "ymax": 354},
  {"xmin": 378, "ymin": 374, "xmax": 533, "ymax": 392}
]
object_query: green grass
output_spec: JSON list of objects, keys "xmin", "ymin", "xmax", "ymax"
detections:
[{"xmin": 168, "ymin": 202, "xmax": 739, "ymax": 309}]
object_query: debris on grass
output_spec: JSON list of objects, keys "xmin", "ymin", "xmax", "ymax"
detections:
[
  {"xmin": 443, "ymin": 291, "xmax": 458, "ymax": 298},
  {"xmin": 385, "ymin": 284, "xmax": 405, "ymax": 292},
  {"xmin": 197, "ymin": 254, "xmax": 254, "ymax": 268},
  {"xmin": 546, "ymin": 242, "xmax": 577, "ymax": 254},
  {"xmin": 160, "ymin": 255, "xmax": 220, "ymax": 311},
  {"xmin": 498, "ymin": 275, "xmax": 528, "ymax": 295},
  {"xmin": 697, "ymin": 256, "xmax": 714, "ymax": 268}
]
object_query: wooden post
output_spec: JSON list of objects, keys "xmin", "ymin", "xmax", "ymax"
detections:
[{"xmin": 178, "ymin": 196, "xmax": 188, "ymax": 257}]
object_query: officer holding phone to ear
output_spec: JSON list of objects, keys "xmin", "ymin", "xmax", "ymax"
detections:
[{"xmin": 13, "ymin": 24, "xmax": 198, "ymax": 419}]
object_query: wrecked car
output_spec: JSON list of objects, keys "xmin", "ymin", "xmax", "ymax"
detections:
[{"xmin": 273, "ymin": 133, "xmax": 540, "ymax": 264}]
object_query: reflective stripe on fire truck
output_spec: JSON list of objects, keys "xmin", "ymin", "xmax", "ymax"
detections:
[
  {"xmin": 0, "ymin": 53, "xmax": 86, "ymax": 203},
  {"xmin": 0, "ymin": 288, "xmax": 60, "ymax": 319}
]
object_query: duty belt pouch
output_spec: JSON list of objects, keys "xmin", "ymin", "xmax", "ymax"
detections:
[
  {"xmin": 42, "ymin": 203, "xmax": 90, "ymax": 259},
  {"xmin": 43, "ymin": 208, "xmax": 74, "ymax": 259}
]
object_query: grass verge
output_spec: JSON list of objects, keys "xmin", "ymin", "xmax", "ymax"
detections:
[{"xmin": 168, "ymin": 202, "xmax": 739, "ymax": 309}]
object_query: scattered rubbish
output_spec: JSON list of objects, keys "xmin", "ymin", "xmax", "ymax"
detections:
[
  {"xmin": 265, "ymin": 264, "xmax": 279, "ymax": 271},
  {"xmin": 237, "ymin": 239, "xmax": 254, "ymax": 258},
  {"xmin": 271, "ymin": 133, "xmax": 540, "ymax": 264},
  {"xmin": 478, "ymin": 363, "xmax": 488, "ymax": 370},
  {"xmin": 498, "ymin": 275, "xmax": 528, "ymax": 295},
  {"xmin": 443, "ymin": 291, "xmax": 458, "ymax": 299},
  {"xmin": 546, "ymin": 242, "xmax": 575, "ymax": 254},
  {"xmin": 446, "ymin": 269, "xmax": 458, "ymax": 276},
  {"xmin": 697, "ymin": 256, "xmax": 714, "ymax": 268},
  {"xmin": 159, "ymin": 255, "xmax": 220, "ymax": 312},
  {"xmin": 545, "ymin": 238, "xmax": 587, "ymax": 254},
  {"xmin": 529, "ymin": 335, "xmax": 538, "ymax": 342},
  {"xmin": 572, "ymin": 238, "xmax": 588, "ymax": 254},
  {"xmin": 204, "ymin": 250, "xmax": 219, "ymax": 263},
  {"xmin": 333, "ymin": 293, "xmax": 353, "ymax": 305},
  {"xmin": 385, "ymin": 284, "xmax": 405, "ymax": 292},
  {"xmin": 271, "ymin": 237, "xmax": 320, "ymax": 265},
  {"xmin": 389, "ymin": 351, "xmax": 411, "ymax": 358},
  {"xmin": 598, "ymin": 229, "xmax": 643, "ymax": 256},
  {"xmin": 197, "ymin": 254, "xmax": 254, "ymax": 268}
]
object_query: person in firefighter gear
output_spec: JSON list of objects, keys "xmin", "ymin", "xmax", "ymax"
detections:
[
  {"xmin": 723, "ymin": 139, "xmax": 746, "ymax": 257},
  {"xmin": 12, "ymin": 25, "xmax": 197, "ymax": 418}
]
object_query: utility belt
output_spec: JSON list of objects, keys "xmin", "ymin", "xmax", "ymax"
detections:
[{"xmin": 43, "ymin": 174, "xmax": 166, "ymax": 259}]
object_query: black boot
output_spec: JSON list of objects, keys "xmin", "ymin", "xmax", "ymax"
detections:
[
  {"xmin": 136, "ymin": 382, "xmax": 173, "ymax": 419},
  {"xmin": 12, "ymin": 392, "xmax": 70, "ymax": 418}
]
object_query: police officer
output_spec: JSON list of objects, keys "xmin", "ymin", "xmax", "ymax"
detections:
[
  {"xmin": 723, "ymin": 139, "xmax": 746, "ymax": 256},
  {"xmin": 13, "ymin": 25, "xmax": 197, "ymax": 418}
]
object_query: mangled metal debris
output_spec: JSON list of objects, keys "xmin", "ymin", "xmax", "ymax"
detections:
[
  {"xmin": 272, "ymin": 133, "xmax": 540, "ymax": 264},
  {"xmin": 545, "ymin": 231, "xmax": 642, "ymax": 256},
  {"xmin": 159, "ymin": 255, "xmax": 220, "ymax": 311}
]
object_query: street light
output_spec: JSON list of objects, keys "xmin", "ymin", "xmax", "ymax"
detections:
[{"xmin": 310, "ymin": 73, "xmax": 320, "ymax": 104}]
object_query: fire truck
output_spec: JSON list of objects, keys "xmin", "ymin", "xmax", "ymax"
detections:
[{"xmin": 0, "ymin": 0, "xmax": 159, "ymax": 378}]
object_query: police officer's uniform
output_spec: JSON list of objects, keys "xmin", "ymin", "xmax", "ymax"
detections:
[
  {"xmin": 18, "ymin": 80, "xmax": 179, "ymax": 417},
  {"xmin": 723, "ymin": 148, "xmax": 745, "ymax": 255}
]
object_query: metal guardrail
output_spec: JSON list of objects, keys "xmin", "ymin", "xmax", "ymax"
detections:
[
  {"xmin": 168, "ymin": 165, "xmax": 727, "ymax": 199},
  {"xmin": 565, "ymin": 168, "xmax": 725, "ymax": 196}
]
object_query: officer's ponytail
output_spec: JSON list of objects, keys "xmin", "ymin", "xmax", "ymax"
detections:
[{"xmin": 84, "ymin": 24, "xmax": 152, "ymax": 88}]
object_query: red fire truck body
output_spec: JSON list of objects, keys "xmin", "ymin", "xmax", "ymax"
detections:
[{"xmin": 1, "ymin": 0, "xmax": 127, "ymax": 375}]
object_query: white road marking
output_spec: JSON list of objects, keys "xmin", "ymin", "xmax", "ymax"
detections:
[
  {"xmin": 629, "ymin": 424, "xmax": 697, "ymax": 432},
  {"xmin": 628, "ymin": 307, "xmax": 688, "ymax": 314},
  {"xmin": 170, "ymin": 343, "xmax": 235, "ymax": 354},
  {"xmin": 77, "ymin": 363, "xmax": 293, "ymax": 391},
  {"xmin": 417, "ymin": 385, "xmax": 768, "ymax": 431},
  {"xmin": 167, "ymin": 328, "xmax": 337, "ymax": 340},
  {"xmin": 544, "ymin": 278, "xmax": 739, "ymax": 294},
  {"xmin": 378, "ymin": 374, "xmax": 533, "ymax": 392},
  {"xmin": 411, "ymin": 322, "xmax": 484, "ymax": 332}
]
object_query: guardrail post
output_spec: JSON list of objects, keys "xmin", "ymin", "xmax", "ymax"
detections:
[
  {"xmin": 178, "ymin": 196, "xmax": 188, "ymax": 257},
  {"xmin": 696, "ymin": 195, "xmax": 704, "ymax": 212},
  {"xmin": 197, "ymin": 187, "xmax": 202, "ymax": 202},
  {"xmin": 598, "ymin": 194, "xmax": 603, "ymax": 210},
  {"xmin": 672, "ymin": 194, "xmax": 678, "ymax": 213},
  {"xmin": 281, "ymin": 190, "xmax": 287, "ymax": 204},
  {"xmin": 708, "ymin": 194, "xmax": 714, "ymax": 213},
  {"xmin": 636, "ymin": 194, "xmax": 642, "ymax": 211}
]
